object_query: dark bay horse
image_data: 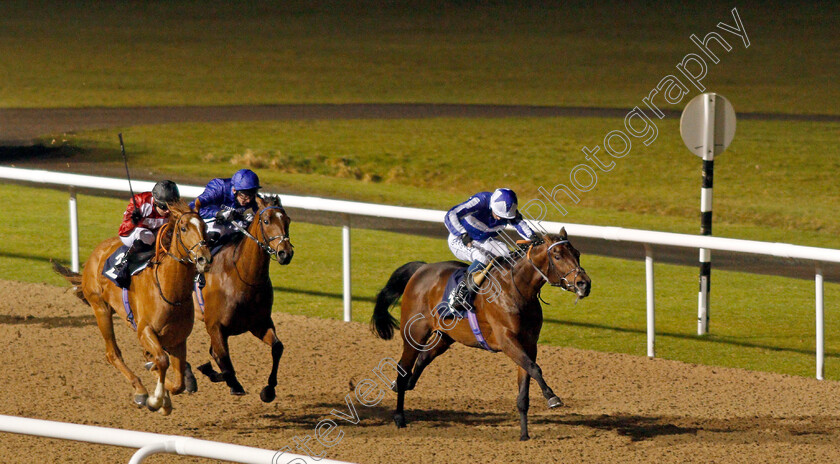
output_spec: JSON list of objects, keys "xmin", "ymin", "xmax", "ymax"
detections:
[
  {"xmin": 371, "ymin": 230, "xmax": 590, "ymax": 440},
  {"xmin": 53, "ymin": 202, "xmax": 211, "ymax": 414},
  {"xmin": 192, "ymin": 195, "xmax": 294, "ymax": 402}
]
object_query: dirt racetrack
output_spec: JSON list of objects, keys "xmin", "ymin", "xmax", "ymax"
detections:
[{"xmin": 2, "ymin": 279, "xmax": 840, "ymax": 463}]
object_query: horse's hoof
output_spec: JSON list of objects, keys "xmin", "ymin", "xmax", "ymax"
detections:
[
  {"xmin": 196, "ymin": 362, "xmax": 222, "ymax": 382},
  {"xmin": 393, "ymin": 414, "xmax": 406, "ymax": 428},
  {"xmin": 132, "ymin": 394, "xmax": 148, "ymax": 408},
  {"xmin": 144, "ymin": 362, "xmax": 154, "ymax": 371},
  {"xmin": 260, "ymin": 386, "xmax": 276, "ymax": 403},
  {"xmin": 520, "ymin": 434, "xmax": 531, "ymax": 441},
  {"xmin": 230, "ymin": 386, "xmax": 246, "ymax": 396},
  {"xmin": 146, "ymin": 396, "xmax": 162, "ymax": 412},
  {"xmin": 547, "ymin": 396, "xmax": 564, "ymax": 408},
  {"xmin": 159, "ymin": 395, "xmax": 173, "ymax": 416},
  {"xmin": 390, "ymin": 381, "xmax": 398, "ymax": 392}
]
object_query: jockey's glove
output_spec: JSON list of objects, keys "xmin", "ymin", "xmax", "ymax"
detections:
[
  {"xmin": 460, "ymin": 233, "xmax": 472, "ymax": 246},
  {"xmin": 130, "ymin": 209, "xmax": 143, "ymax": 225},
  {"xmin": 215, "ymin": 208, "xmax": 233, "ymax": 223}
]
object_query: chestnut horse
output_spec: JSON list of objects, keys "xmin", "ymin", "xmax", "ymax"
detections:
[
  {"xmin": 192, "ymin": 195, "xmax": 294, "ymax": 402},
  {"xmin": 53, "ymin": 202, "xmax": 210, "ymax": 415},
  {"xmin": 371, "ymin": 230, "xmax": 590, "ymax": 440}
]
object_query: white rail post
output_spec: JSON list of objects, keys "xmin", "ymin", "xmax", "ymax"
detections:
[
  {"xmin": 645, "ymin": 245, "xmax": 655, "ymax": 358},
  {"xmin": 816, "ymin": 262, "xmax": 824, "ymax": 380},
  {"xmin": 69, "ymin": 187, "xmax": 80, "ymax": 272},
  {"xmin": 342, "ymin": 216, "xmax": 352, "ymax": 322}
]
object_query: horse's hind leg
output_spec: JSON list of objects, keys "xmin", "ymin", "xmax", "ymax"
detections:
[
  {"xmin": 90, "ymin": 298, "xmax": 148, "ymax": 407},
  {"xmin": 250, "ymin": 323, "xmax": 284, "ymax": 403},
  {"xmin": 393, "ymin": 313, "xmax": 434, "ymax": 428},
  {"xmin": 138, "ymin": 326, "xmax": 170, "ymax": 414},
  {"xmin": 405, "ymin": 333, "xmax": 452, "ymax": 391}
]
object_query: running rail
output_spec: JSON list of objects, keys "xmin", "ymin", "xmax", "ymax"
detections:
[
  {"xmin": 0, "ymin": 166, "xmax": 836, "ymax": 379},
  {"xmin": 0, "ymin": 414, "xmax": 353, "ymax": 464}
]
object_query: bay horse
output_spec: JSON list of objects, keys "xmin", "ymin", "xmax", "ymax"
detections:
[
  {"xmin": 53, "ymin": 201, "xmax": 211, "ymax": 415},
  {"xmin": 192, "ymin": 195, "xmax": 294, "ymax": 402},
  {"xmin": 370, "ymin": 230, "xmax": 590, "ymax": 440}
]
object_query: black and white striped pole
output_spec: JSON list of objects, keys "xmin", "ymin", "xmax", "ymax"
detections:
[{"xmin": 680, "ymin": 93, "xmax": 736, "ymax": 335}]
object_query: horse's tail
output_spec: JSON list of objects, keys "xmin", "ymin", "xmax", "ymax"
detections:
[
  {"xmin": 51, "ymin": 260, "xmax": 88, "ymax": 305},
  {"xmin": 371, "ymin": 261, "xmax": 426, "ymax": 340}
]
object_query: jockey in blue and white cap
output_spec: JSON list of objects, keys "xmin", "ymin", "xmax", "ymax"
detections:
[
  {"xmin": 444, "ymin": 188, "xmax": 535, "ymax": 311},
  {"xmin": 190, "ymin": 168, "xmax": 262, "ymax": 246}
]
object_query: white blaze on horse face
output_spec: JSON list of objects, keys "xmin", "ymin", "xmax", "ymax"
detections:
[{"xmin": 189, "ymin": 216, "xmax": 203, "ymax": 233}]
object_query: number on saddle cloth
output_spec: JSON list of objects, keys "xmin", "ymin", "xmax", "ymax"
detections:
[{"xmin": 102, "ymin": 245, "xmax": 154, "ymax": 286}]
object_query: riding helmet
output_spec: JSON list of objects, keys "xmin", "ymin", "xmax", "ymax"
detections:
[
  {"xmin": 490, "ymin": 188, "xmax": 518, "ymax": 219},
  {"xmin": 152, "ymin": 180, "xmax": 180, "ymax": 206},
  {"xmin": 231, "ymin": 169, "xmax": 261, "ymax": 191}
]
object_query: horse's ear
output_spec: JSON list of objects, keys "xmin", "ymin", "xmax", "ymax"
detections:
[
  {"xmin": 192, "ymin": 198, "xmax": 201, "ymax": 213},
  {"xmin": 559, "ymin": 227, "xmax": 567, "ymax": 238},
  {"xmin": 256, "ymin": 195, "xmax": 266, "ymax": 208}
]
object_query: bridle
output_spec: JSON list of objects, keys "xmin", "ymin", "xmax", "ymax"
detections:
[
  {"xmin": 513, "ymin": 238, "xmax": 585, "ymax": 298},
  {"xmin": 230, "ymin": 206, "xmax": 293, "ymax": 262},
  {"xmin": 151, "ymin": 211, "xmax": 208, "ymax": 306}
]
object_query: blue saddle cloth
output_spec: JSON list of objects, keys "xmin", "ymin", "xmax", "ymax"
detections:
[
  {"xmin": 102, "ymin": 246, "xmax": 152, "ymax": 286},
  {"xmin": 435, "ymin": 267, "xmax": 469, "ymax": 319}
]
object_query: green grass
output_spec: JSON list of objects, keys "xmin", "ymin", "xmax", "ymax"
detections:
[
  {"xmin": 41, "ymin": 116, "xmax": 840, "ymax": 247},
  {"xmin": 3, "ymin": 182, "xmax": 839, "ymax": 380},
  {"xmin": 0, "ymin": 1, "xmax": 837, "ymax": 114}
]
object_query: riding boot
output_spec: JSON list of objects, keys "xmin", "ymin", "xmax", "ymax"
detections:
[
  {"xmin": 450, "ymin": 261, "xmax": 485, "ymax": 313},
  {"xmin": 115, "ymin": 241, "xmax": 152, "ymax": 288}
]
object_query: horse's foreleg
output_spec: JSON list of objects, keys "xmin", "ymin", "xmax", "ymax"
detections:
[
  {"xmin": 165, "ymin": 341, "xmax": 187, "ymax": 396},
  {"xmin": 516, "ymin": 367, "xmax": 531, "ymax": 441},
  {"xmin": 207, "ymin": 328, "xmax": 245, "ymax": 395},
  {"xmin": 251, "ymin": 324, "xmax": 284, "ymax": 403},
  {"xmin": 91, "ymin": 301, "xmax": 148, "ymax": 408},
  {"xmin": 500, "ymin": 335, "xmax": 562, "ymax": 409},
  {"xmin": 138, "ymin": 326, "xmax": 170, "ymax": 413}
]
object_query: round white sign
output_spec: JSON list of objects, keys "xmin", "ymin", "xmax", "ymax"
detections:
[{"xmin": 680, "ymin": 93, "xmax": 736, "ymax": 158}]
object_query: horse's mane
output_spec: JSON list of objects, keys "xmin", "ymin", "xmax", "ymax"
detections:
[
  {"xmin": 488, "ymin": 233, "xmax": 569, "ymax": 275},
  {"xmin": 260, "ymin": 194, "xmax": 283, "ymax": 209}
]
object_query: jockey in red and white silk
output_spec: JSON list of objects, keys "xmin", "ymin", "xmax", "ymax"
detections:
[
  {"xmin": 113, "ymin": 180, "xmax": 181, "ymax": 288},
  {"xmin": 119, "ymin": 191, "xmax": 170, "ymax": 247}
]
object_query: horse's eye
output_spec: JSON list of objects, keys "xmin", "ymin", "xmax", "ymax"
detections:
[
  {"xmin": 181, "ymin": 227, "xmax": 187, "ymax": 232},
  {"xmin": 263, "ymin": 219, "xmax": 269, "ymax": 224}
]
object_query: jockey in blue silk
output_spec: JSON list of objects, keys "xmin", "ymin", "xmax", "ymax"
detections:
[
  {"xmin": 189, "ymin": 169, "xmax": 262, "ymax": 247},
  {"xmin": 444, "ymin": 188, "xmax": 535, "ymax": 312}
]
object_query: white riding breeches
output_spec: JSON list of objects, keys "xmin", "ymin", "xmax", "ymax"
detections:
[
  {"xmin": 448, "ymin": 233, "xmax": 511, "ymax": 265},
  {"xmin": 120, "ymin": 228, "xmax": 155, "ymax": 247}
]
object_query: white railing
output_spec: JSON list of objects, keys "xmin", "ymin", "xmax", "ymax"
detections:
[
  {"xmin": 0, "ymin": 414, "xmax": 351, "ymax": 464},
  {"xmin": 0, "ymin": 166, "xmax": 837, "ymax": 380}
]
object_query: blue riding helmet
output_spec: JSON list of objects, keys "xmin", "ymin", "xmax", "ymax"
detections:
[
  {"xmin": 490, "ymin": 188, "xmax": 518, "ymax": 219},
  {"xmin": 231, "ymin": 169, "xmax": 261, "ymax": 191}
]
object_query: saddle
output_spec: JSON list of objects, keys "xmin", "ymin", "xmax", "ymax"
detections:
[
  {"xmin": 102, "ymin": 245, "xmax": 155, "ymax": 286},
  {"xmin": 435, "ymin": 267, "xmax": 469, "ymax": 319}
]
